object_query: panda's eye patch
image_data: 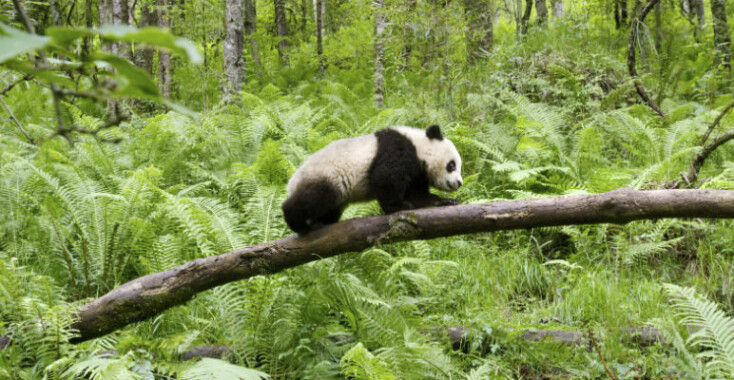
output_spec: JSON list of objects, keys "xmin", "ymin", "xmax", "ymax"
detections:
[{"xmin": 446, "ymin": 161, "xmax": 456, "ymax": 173}]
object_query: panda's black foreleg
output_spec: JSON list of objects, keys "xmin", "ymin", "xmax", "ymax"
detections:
[
  {"xmin": 373, "ymin": 178, "xmax": 412, "ymax": 214},
  {"xmin": 404, "ymin": 177, "xmax": 459, "ymax": 209},
  {"xmin": 405, "ymin": 192, "xmax": 459, "ymax": 208}
]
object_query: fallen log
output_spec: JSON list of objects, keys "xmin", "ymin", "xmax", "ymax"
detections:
[{"xmin": 63, "ymin": 188, "xmax": 734, "ymax": 343}]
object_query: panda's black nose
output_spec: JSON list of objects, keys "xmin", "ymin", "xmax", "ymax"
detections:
[{"xmin": 458, "ymin": 180, "xmax": 463, "ymax": 187}]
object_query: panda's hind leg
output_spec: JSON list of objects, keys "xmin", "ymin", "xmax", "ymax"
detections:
[{"xmin": 282, "ymin": 180, "xmax": 343, "ymax": 234}]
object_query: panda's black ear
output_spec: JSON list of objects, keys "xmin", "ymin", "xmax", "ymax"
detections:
[{"xmin": 426, "ymin": 125, "xmax": 443, "ymax": 140}]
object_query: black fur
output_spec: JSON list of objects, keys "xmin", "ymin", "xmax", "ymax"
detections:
[
  {"xmin": 282, "ymin": 179, "xmax": 343, "ymax": 233},
  {"xmin": 426, "ymin": 125, "xmax": 443, "ymax": 140},
  {"xmin": 282, "ymin": 127, "xmax": 458, "ymax": 234},
  {"xmin": 368, "ymin": 129, "xmax": 456, "ymax": 214}
]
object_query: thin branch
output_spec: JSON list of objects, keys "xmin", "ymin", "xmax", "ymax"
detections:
[
  {"xmin": 0, "ymin": 96, "xmax": 34, "ymax": 144},
  {"xmin": 11, "ymin": 0, "xmax": 36, "ymax": 33},
  {"xmin": 54, "ymin": 188, "xmax": 734, "ymax": 343},
  {"xmin": 700, "ymin": 99, "xmax": 734, "ymax": 145},
  {"xmin": 0, "ymin": 75, "xmax": 32, "ymax": 96},
  {"xmin": 627, "ymin": 0, "xmax": 665, "ymax": 118},
  {"xmin": 682, "ymin": 125, "xmax": 734, "ymax": 185},
  {"xmin": 49, "ymin": 114, "xmax": 127, "ymax": 143},
  {"xmin": 588, "ymin": 328, "xmax": 619, "ymax": 380}
]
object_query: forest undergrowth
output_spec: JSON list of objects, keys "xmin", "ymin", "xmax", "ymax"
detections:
[{"xmin": 2, "ymin": 1, "xmax": 734, "ymax": 378}]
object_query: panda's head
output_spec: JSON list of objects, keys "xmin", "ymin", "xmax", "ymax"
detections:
[{"xmin": 415, "ymin": 125, "xmax": 463, "ymax": 192}]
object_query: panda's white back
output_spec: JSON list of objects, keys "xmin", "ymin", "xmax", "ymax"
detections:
[{"xmin": 286, "ymin": 134, "xmax": 378, "ymax": 203}]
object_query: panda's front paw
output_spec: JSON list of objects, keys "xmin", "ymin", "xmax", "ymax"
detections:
[
  {"xmin": 401, "ymin": 200, "xmax": 417, "ymax": 211},
  {"xmin": 436, "ymin": 198, "xmax": 460, "ymax": 207}
]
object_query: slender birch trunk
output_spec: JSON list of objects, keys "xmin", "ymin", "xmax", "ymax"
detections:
[
  {"xmin": 244, "ymin": 0, "xmax": 261, "ymax": 69},
  {"xmin": 535, "ymin": 0, "xmax": 548, "ymax": 26},
  {"xmin": 373, "ymin": 0, "xmax": 386, "ymax": 108},
  {"xmin": 711, "ymin": 0, "xmax": 731, "ymax": 72},
  {"xmin": 274, "ymin": 0, "xmax": 289, "ymax": 66},
  {"xmin": 316, "ymin": 0, "xmax": 324, "ymax": 74},
  {"xmin": 223, "ymin": 0, "xmax": 246, "ymax": 97},
  {"xmin": 157, "ymin": 0, "xmax": 172, "ymax": 97},
  {"xmin": 551, "ymin": 0, "xmax": 562, "ymax": 18},
  {"xmin": 463, "ymin": 0, "xmax": 493, "ymax": 63}
]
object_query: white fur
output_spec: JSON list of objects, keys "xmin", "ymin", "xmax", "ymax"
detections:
[
  {"xmin": 286, "ymin": 126, "xmax": 462, "ymax": 202},
  {"xmin": 391, "ymin": 126, "xmax": 463, "ymax": 191},
  {"xmin": 286, "ymin": 134, "xmax": 378, "ymax": 203}
]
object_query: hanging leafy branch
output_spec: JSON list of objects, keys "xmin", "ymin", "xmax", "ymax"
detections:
[
  {"xmin": 0, "ymin": 5, "xmax": 201, "ymax": 143},
  {"xmin": 55, "ymin": 188, "xmax": 734, "ymax": 343}
]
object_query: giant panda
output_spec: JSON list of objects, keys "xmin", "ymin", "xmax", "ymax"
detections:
[{"xmin": 282, "ymin": 125, "xmax": 463, "ymax": 233}]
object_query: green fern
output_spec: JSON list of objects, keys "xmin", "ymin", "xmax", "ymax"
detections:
[{"xmin": 664, "ymin": 284, "xmax": 734, "ymax": 378}]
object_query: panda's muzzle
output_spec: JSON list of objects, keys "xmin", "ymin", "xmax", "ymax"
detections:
[{"xmin": 446, "ymin": 179, "xmax": 463, "ymax": 191}]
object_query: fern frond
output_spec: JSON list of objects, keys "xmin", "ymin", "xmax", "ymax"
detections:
[{"xmin": 664, "ymin": 284, "xmax": 734, "ymax": 377}]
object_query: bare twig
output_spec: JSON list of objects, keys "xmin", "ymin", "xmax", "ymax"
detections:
[
  {"xmin": 0, "ymin": 75, "xmax": 32, "ymax": 96},
  {"xmin": 700, "ymin": 99, "xmax": 734, "ymax": 145},
  {"xmin": 0, "ymin": 96, "xmax": 34, "ymax": 144},
  {"xmin": 682, "ymin": 125, "xmax": 734, "ymax": 185},
  {"xmin": 11, "ymin": 0, "xmax": 69, "ymax": 134},
  {"xmin": 588, "ymin": 328, "xmax": 619, "ymax": 380},
  {"xmin": 49, "ymin": 114, "xmax": 127, "ymax": 143},
  {"xmin": 627, "ymin": 0, "xmax": 665, "ymax": 118}
]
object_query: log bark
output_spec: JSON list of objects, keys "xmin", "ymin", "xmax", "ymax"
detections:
[
  {"xmin": 627, "ymin": 0, "xmax": 665, "ymax": 118},
  {"xmin": 0, "ymin": 325, "xmax": 668, "ymax": 356},
  {"xmin": 65, "ymin": 188, "xmax": 734, "ymax": 343}
]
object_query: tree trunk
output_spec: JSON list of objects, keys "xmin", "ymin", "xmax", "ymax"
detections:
[
  {"xmin": 400, "ymin": 0, "xmax": 417, "ymax": 69},
  {"xmin": 99, "ymin": 0, "xmax": 112, "ymax": 35},
  {"xmin": 627, "ymin": 0, "xmax": 664, "ymax": 118},
  {"xmin": 274, "ymin": 0, "xmax": 289, "ymax": 66},
  {"xmin": 49, "ymin": 0, "xmax": 62, "ymax": 26},
  {"xmin": 463, "ymin": 0, "xmax": 494, "ymax": 63},
  {"xmin": 82, "ymin": 0, "xmax": 95, "ymax": 57},
  {"xmin": 316, "ymin": 0, "xmax": 324, "ymax": 74},
  {"xmin": 521, "ymin": 0, "xmax": 533, "ymax": 34},
  {"xmin": 63, "ymin": 188, "xmax": 734, "ymax": 343},
  {"xmin": 694, "ymin": 0, "xmax": 704, "ymax": 37},
  {"xmin": 551, "ymin": 0, "xmax": 562, "ymax": 18},
  {"xmin": 223, "ymin": 0, "xmax": 245, "ymax": 98},
  {"xmin": 109, "ymin": 0, "xmax": 131, "ymax": 118},
  {"xmin": 157, "ymin": 0, "xmax": 172, "ymax": 97},
  {"xmin": 711, "ymin": 0, "xmax": 731, "ymax": 72},
  {"xmin": 244, "ymin": 0, "xmax": 261, "ymax": 69},
  {"xmin": 111, "ymin": 0, "xmax": 131, "ymax": 59},
  {"xmin": 614, "ymin": 0, "xmax": 628, "ymax": 29},
  {"xmin": 301, "ymin": 0, "xmax": 308, "ymax": 34},
  {"xmin": 135, "ymin": 3, "xmax": 157, "ymax": 74},
  {"xmin": 535, "ymin": 0, "xmax": 548, "ymax": 26},
  {"xmin": 373, "ymin": 0, "xmax": 386, "ymax": 108}
]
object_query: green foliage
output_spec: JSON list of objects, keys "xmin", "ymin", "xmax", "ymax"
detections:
[
  {"xmin": 664, "ymin": 284, "xmax": 734, "ymax": 378},
  {"xmin": 2, "ymin": 0, "xmax": 734, "ymax": 378}
]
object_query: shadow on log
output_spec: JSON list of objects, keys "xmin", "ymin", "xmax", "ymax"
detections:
[{"xmin": 55, "ymin": 188, "xmax": 734, "ymax": 343}]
